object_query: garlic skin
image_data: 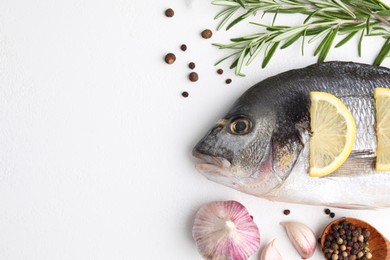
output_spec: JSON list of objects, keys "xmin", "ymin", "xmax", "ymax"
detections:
[
  {"xmin": 192, "ymin": 201, "xmax": 260, "ymax": 260},
  {"xmin": 280, "ymin": 222, "xmax": 316, "ymax": 259},
  {"xmin": 259, "ymin": 239, "xmax": 283, "ymax": 260}
]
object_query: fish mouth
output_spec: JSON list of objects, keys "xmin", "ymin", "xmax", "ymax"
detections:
[{"xmin": 192, "ymin": 148, "xmax": 231, "ymax": 175}]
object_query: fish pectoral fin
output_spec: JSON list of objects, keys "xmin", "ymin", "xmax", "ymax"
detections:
[
  {"xmin": 271, "ymin": 130, "xmax": 303, "ymax": 179},
  {"xmin": 324, "ymin": 150, "xmax": 376, "ymax": 178}
]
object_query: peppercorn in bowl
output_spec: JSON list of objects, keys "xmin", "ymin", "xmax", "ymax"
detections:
[{"xmin": 321, "ymin": 218, "xmax": 390, "ymax": 259}]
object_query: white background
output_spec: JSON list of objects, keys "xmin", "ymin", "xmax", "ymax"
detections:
[{"xmin": 1, "ymin": 0, "xmax": 390, "ymax": 259}]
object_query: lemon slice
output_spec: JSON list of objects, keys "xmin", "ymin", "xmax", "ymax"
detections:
[
  {"xmin": 309, "ymin": 92, "xmax": 356, "ymax": 177},
  {"xmin": 375, "ymin": 88, "xmax": 390, "ymax": 172}
]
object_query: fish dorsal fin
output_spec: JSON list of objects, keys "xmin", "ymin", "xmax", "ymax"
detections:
[{"xmin": 324, "ymin": 150, "xmax": 376, "ymax": 178}]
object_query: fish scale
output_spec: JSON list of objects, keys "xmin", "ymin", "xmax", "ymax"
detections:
[
  {"xmin": 340, "ymin": 96, "xmax": 377, "ymax": 153},
  {"xmin": 193, "ymin": 61, "xmax": 390, "ymax": 208}
]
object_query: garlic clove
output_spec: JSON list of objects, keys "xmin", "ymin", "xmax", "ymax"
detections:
[
  {"xmin": 259, "ymin": 239, "xmax": 283, "ymax": 260},
  {"xmin": 192, "ymin": 200, "xmax": 260, "ymax": 260},
  {"xmin": 280, "ymin": 221, "xmax": 316, "ymax": 259}
]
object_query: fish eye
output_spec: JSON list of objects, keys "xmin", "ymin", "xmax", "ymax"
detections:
[{"xmin": 229, "ymin": 116, "xmax": 252, "ymax": 135}]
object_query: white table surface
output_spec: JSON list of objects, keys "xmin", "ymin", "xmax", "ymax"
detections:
[{"xmin": 1, "ymin": 0, "xmax": 390, "ymax": 259}]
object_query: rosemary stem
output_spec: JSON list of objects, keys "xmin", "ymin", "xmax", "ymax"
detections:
[
  {"xmin": 372, "ymin": 12, "xmax": 390, "ymax": 28},
  {"xmin": 213, "ymin": 0, "xmax": 390, "ymax": 73}
]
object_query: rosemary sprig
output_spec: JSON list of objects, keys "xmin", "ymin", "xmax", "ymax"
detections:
[{"xmin": 212, "ymin": 0, "xmax": 390, "ymax": 75}]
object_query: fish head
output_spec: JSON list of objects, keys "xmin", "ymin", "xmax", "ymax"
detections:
[{"xmin": 193, "ymin": 93, "xmax": 288, "ymax": 195}]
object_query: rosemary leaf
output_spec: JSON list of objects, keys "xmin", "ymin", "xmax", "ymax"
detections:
[
  {"xmin": 351, "ymin": 5, "xmax": 374, "ymax": 16},
  {"xmin": 215, "ymin": 51, "xmax": 242, "ymax": 66},
  {"xmin": 231, "ymin": 33, "xmax": 264, "ymax": 42},
  {"xmin": 309, "ymin": 28, "xmax": 332, "ymax": 44},
  {"xmin": 281, "ymin": 33, "xmax": 303, "ymax": 48},
  {"xmin": 374, "ymin": 37, "xmax": 390, "ymax": 65},
  {"xmin": 314, "ymin": 29, "xmax": 333, "ymax": 56},
  {"xmin": 272, "ymin": 26, "xmax": 308, "ymax": 42},
  {"xmin": 366, "ymin": 16, "xmax": 372, "ymax": 34},
  {"xmin": 212, "ymin": 0, "xmax": 241, "ymax": 7},
  {"xmin": 236, "ymin": 48, "xmax": 249, "ymax": 76},
  {"xmin": 247, "ymin": 41, "xmax": 265, "ymax": 65},
  {"xmin": 272, "ymin": 9, "xmax": 279, "ymax": 26},
  {"xmin": 230, "ymin": 57, "xmax": 239, "ymax": 69},
  {"xmin": 227, "ymin": 9, "xmax": 257, "ymax": 30},
  {"xmin": 339, "ymin": 23, "xmax": 368, "ymax": 33},
  {"xmin": 350, "ymin": 0, "xmax": 383, "ymax": 11},
  {"xmin": 358, "ymin": 29, "xmax": 365, "ymax": 57},
  {"xmin": 302, "ymin": 28, "xmax": 307, "ymax": 55},
  {"xmin": 376, "ymin": 10, "xmax": 390, "ymax": 16},
  {"xmin": 216, "ymin": 7, "xmax": 240, "ymax": 31},
  {"xmin": 262, "ymin": 42, "xmax": 280, "ymax": 68},
  {"xmin": 237, "ymin": 0, "xmax": 246, "ymax": 8},
  {"xmin": 304, "ymin": 8, "xmax": 323, "ymax": 24},
  {"xmin": 215, "ymin": 7, "xmax": 236, "ymax": 20},
  {"xmin": 332, "ymin": 0, "xmax": 356, "ymax": 18},
  {"xmin": 318, "ymin": 26, "xmax": 339, "ymax": 62},
  {"xmin": 335, "ymin": 31, "xmax": 358, "ymax": 47}
]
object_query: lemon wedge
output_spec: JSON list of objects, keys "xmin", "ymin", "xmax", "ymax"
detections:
[
  {"xmin": 375, "ymin": 88, "xmax": 390, "ymax": 172},
  {"xmin": 309, "ymin": 92, "xmax": 356, "ymax": 177}
]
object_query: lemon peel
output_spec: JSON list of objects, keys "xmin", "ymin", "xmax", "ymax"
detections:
[{"xmin": 375, "ymin": 88, "xmax": 390, "ymax": 172}]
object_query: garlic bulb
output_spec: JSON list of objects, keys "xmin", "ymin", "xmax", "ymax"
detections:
[
  {"xmin": 259, "ymin": 239, "xmax": 283, "ymax": 260},
  {"xmin": 192, "ymin": 201, "xmax": 260, "ymax": 260},
  {"xmin": 280, "ymin": 222, "xmax": 316, "ymax": 259}
]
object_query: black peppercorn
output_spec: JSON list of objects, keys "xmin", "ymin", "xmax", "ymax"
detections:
[
  {"xmin": 180, "ymin": 44, "xmax": 187, "ymax": 51},
  {"xmin": 283, "ymin": 209, "xmax": 290, "ymax": 215},
  {"xmin": 188, "ymin": 62, "xmax": 195, "ymax": 70},
  {"xmin": 181, "ymin": 91, "xmax": 189, "ymax": 98},
  {"xmin": 330, "ymin": 212, "xmax": 335, "ymax": 218},
  {"xmin": 201, "ymin": 29, "xmax": 213, "ymax": 39},
  {"xmin": 217, "ymin": 68, "xmax": 223, "ymax": 75},
  {"xmin": 165, "ymin": 8, "xmax": 174, "ymax": 17},
  {"xmin": 189, "ymin": 72, "xmax": 199, "ymax": 82},
  {"xmin": 225, "ymin": 78, "xmax": 232, "ymax": 84},
  {"xmin": 164, "ymin": 53, "xmax": 176, "ymax": 64},
  {"xmin": 325, "ymin": 208, "xmax": 331, "ymax": 214},
  {"xmin": 362, "ymin": 229, "xmax": 370, "ymax": 237},
  {"xmin": 332, "ymin": 224, "xmax": 340, "ymax": 231}
]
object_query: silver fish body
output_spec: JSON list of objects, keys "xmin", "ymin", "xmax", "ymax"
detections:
[{"xmin": 193, "ymin": 61, "xmax": 390, "ymax": 209}]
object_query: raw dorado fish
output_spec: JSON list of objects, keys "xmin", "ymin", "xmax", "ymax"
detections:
[{"xmin": 193, "ymin": 61, "xmax": 390, "ymax": 209}]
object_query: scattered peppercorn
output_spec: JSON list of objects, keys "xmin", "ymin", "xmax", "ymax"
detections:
[
  {"xmin": 225, "ymin": 78, "xmax": 232, "ymax": 84},
  {"xmin": 182, "ymin": 91, "xmax": 189, "ymax": 98},
  {"xmin": 165, "ymin": 53, "xmax": 176, "ymax": 64},
  {"xmin": 325, "ymin": 208, "xmax": 331, "ymax": 215},
  {"xmin": 165, "ymin": 8, "xmax": 174, "ymax": 17},
  {"xmin": 180, "ymin": 44, "xmax": 187, "ymax": 51},
  {"xmin": 283, "ymin": 209, "xmax": 290, "ymax": 215},
  {"xmin": 188, "ymin": 62, "xmax": 196, "ymax": 70},
  {"xmin": 201, "ymin": 29, "xmax": 213, "ymax": 39},
  {"xmin": 189, "ymin": 72, "xmax": 199, "ymax": 82},
  {"xmin": 217, "ymin": 68, "xmax": 224, "ymax": 75},
  {"xmin": 330, "ymin": 212, "xmax": 335, "ymax": 218}
]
